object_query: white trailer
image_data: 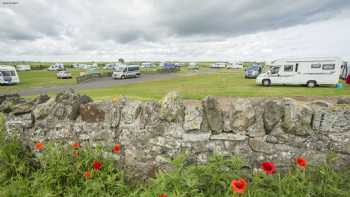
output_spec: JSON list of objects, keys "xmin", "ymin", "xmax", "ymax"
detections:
[
  {"xmin": 256, "ymin": 57, "xmax": 343, "ymax": 87},
  {"xmin": 0, "ymin": 65, "xmax": 20, "ymax": 85},
  {"xmin": 141, "ymin": 62, "xmax": 154, "ymax": 68},
  {"xmin": 210, "ymin": 63, "xmax": 227, "ymax": 68},
  {"xmin": 16, "ymin": 64, "xmax": 31, "ymax": 71}
]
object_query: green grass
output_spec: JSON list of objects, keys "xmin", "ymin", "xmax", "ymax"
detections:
[
  {"xmin": 80, "ymin": 70, "xmax": 350, "ymax": 101},
  {"xmin": 0, "ymin": 69, "xmax": 80, "ymax": 92},
  {"xmin": 2, "ymin": 69, "xmax": 349, "ymax": 100}
]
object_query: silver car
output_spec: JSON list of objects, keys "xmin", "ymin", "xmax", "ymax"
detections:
[{"xmin": 56, "ymin": 71, "xmax": 72, "ymax": 79}]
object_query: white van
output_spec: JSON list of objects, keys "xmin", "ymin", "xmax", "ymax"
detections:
[
  {"xmin": 256, "ymin": 57, "xmax": 342, "ymax": 87},
  {"xmin": 0, "ymin": 65, "xmax": 20, "ymax": 85},
  {"xmin": 16, "ymin": 64, "xmax": 31, "ymax": 71},
  {"xmin": 112, "ymin": 65, "xmax": 140, "ymax": 79},
  {"xmin": 48, "ymin": 63, "xmax": 64, "ymax": 71}
]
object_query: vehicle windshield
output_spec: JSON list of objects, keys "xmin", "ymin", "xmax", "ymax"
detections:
[
  {"xmin": 269, "ymin": 66, "xmax": 280, "ymax": 74},
  {"xmin": 0, "ymin": 70, "xmax": 15, "ymax": 76},
  {"xmin": 247, "ymin": 66, "xmax": 259, "ymax": 71}
]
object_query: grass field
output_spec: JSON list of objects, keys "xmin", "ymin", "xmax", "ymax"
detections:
[
  {"xmin": 1, "ymin": 68, "xmax": 349, "ymax": 100},
  {"xmin": 0, "ymin": 69, "xmax": 81, "ymax": 92},
  {"xmin": 80, "ymin": 70, "xmax": 350, "ymax": 100}
]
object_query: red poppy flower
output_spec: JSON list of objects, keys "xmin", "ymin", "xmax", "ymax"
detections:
[
  {"xmin": 84, "ymin": 171, "xmax": 91, "ymax": 178},
  {"xmin": 72, "ymin": 143, "xmax": 80, "ymax": 149},
  {"xmin": 261, "ymin": 161, "xmax": 276, "ymax": 174},
  {"xmin": 112, "ymin": 144, "xmax": 121, "ymax": 154},
  {"xmin": 93, "ymin": 160, "xmax": 103, "ymax": 171},
  {"xmin": 35, "ymin": 143, "xmax": 44, "ymax": 151},
  {"xmin": 231, "ymin": 178, "xmax": 248, "ymax": 194},
  {"xmin": 159, "ymin": 194, "xmax": 168, "ymax": 197},
  {"xmin": 295, "ymin": 156, "xmax": 307, "ymax": 169}
]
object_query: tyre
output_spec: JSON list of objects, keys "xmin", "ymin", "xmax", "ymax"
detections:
[
  {"xmin": 307, "ymin": 81, "xmax": 316, "ymax": 88},
  {"xmin": 262, "ymin": 79, "xmax": 271, "ymax": 86},
  {"xmin": 121, "ymin": 75, "xmax": 125, "ymax": 79}
]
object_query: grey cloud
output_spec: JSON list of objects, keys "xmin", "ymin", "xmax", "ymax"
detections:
[{"xmin": 155, "ymin": 0, "xmax": 350, "ymax": 37}]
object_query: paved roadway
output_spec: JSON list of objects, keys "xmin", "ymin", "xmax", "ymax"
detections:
[{"xmin": 10, "ymin": 72, "xmax": 180, "ymax": 96}]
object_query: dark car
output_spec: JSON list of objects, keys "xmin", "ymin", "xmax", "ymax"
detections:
[{"xmin": 245, "ymin": 64, "xmax": 262, "ymax": 78}]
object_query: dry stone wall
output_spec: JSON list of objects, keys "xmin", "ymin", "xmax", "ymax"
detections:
[{"xmin": 2, "ymin": 90, "xmax": 350, "ymax": 179}]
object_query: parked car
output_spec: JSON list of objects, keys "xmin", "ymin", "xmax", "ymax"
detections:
[
  {"xmin": 16, "ymin": 64, "xmax": 31, "ymax": 71},
  {"xmin": 112, "ymin": 65, "xmax": 140, "ymax": 79},
  {"xmin": 56, "ymin": 71, "xmax": 72, "ymax": 79},
  {"xmin": 256, "ymin": 57, "xmax": 343, "ymax": 87},
  {"xmin": 0, "ymin": 65, "xmax": 20, "ymax": 85},
  {"xmin": 48, "ymin": 63, "xmax": 64, "ymax": 71},
  {"xmin": 245, "ymin": 64, "xmax": 262, "ymax": 78}
]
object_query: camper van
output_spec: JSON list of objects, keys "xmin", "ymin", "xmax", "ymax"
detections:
[
  {"xmin": 0, "ymin": 65, "xmax": 20, "ymax": 85},
  {"xmin": 112, "ymin": 65, "xmax": 140, "ymax": 79},
  {"xmin": 16, "ymin": 64, "xmax": 31, "ymax": 71},
  {"xmin": 227, "ymin": 62, "xmax": 243, "ymax": 69},
  {"xmin": 48, "ymin": 63, "xmax": 64, "ymax": 71},
  {"xmin": 256, "ymin": 57, "xmax": 343, "ymax": 87}
]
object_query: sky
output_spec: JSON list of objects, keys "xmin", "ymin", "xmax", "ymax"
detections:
[{"xmin": 0, "ymin": 0, "xmax": 350, "ymax": 62}]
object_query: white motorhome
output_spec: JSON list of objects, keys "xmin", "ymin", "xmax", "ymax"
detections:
[
  {"xmin": 48, "ymin": 63, "xmax": 64, "ymax": 71},
  {"xmin": 0, "ymin": 65, "xmax": 20, "ymax": 85},
  {"xmin": 16, "ymin": 64, "xmax": 31, "ymax": 71},
  {"xmin": 112, "ymin": 65, "xmax": 140, "ymax": 79},
  {"xmin": 256, "ymin": 57, "xmax": 342, "ymax": 87}
]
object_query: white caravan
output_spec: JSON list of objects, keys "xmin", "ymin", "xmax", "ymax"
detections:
[
  {"xmin": 0, "ymin": 65, "xmax": 20, "ymax": 85},
  {"xmin": 141, "ymin": 62, "xmax": 154, "ymax": 68},
  {"xmin": 48, "ymin": 63, "xmax": 64, "ymax": 71},
  {"xmin": 112, "ymin": 65, "xmax": 140, "ymax": 79},
  {"xmin": 227, "ymin": 62, "xmax": 243, "ymax": 69},
  {"xmin": 16, "ymin": 64, "xmax": 31, "ymax": 71},
  {"xmin": 256, "ymin": 57, "xmax": 342, "ymax": 87},
  {"xmin": 210, "ymin": 63, "xmax": 227, "ymax": 68}
]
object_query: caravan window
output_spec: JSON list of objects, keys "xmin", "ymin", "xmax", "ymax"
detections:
[
  {"xmin": 311, "ymin": 64, "xmax": 321, "ymax": 68},
  {"xmin": 284, "ymin": 65, "xmax": 294, "ymax": 72},
  {"xmin": 322, "ymin": 64, "xmax": 335, "ymax": 70}
]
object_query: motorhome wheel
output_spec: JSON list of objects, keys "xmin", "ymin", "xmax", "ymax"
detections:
[
  {"xmin": 307, "ymin": 81, "xmax": 316, "ymax": 88},
  {"xmin": 262, "ymin": 79, "xmax": 271, "ymax": 86}
]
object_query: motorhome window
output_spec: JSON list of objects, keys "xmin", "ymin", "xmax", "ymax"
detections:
[
  {"xmin": 322, "ymin": 64, "xmax": 335, "ymax": 70},
  {"xmin": 284, "ymin": 65, "xmax": 293, "ymax": 72},
  {"xmin": 295, "ymin": 64, "xmax": 299, "ymax": 72},
  {"xmin": 311, "ymin": 64, "xmax": 321, "ymax": 68}
]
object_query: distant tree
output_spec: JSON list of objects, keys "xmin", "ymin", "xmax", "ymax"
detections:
[{"xmin": 118, "ymin": 58, "xmax": 125, "ymax": 63}]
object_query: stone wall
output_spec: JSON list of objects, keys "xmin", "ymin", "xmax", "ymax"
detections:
[{"xmin": 2, "ymin": 90, "xmax": 350, "ymax": 179}]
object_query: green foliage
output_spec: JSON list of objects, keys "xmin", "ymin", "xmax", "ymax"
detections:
[{"xmin": 0, "ymin": 127, "xmax": 350, "ymax": 197}]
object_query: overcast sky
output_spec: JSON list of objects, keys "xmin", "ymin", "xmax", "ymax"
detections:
[{"xmin": 1, "ymin": 0, "xmax": 350, "ymax": 62}]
